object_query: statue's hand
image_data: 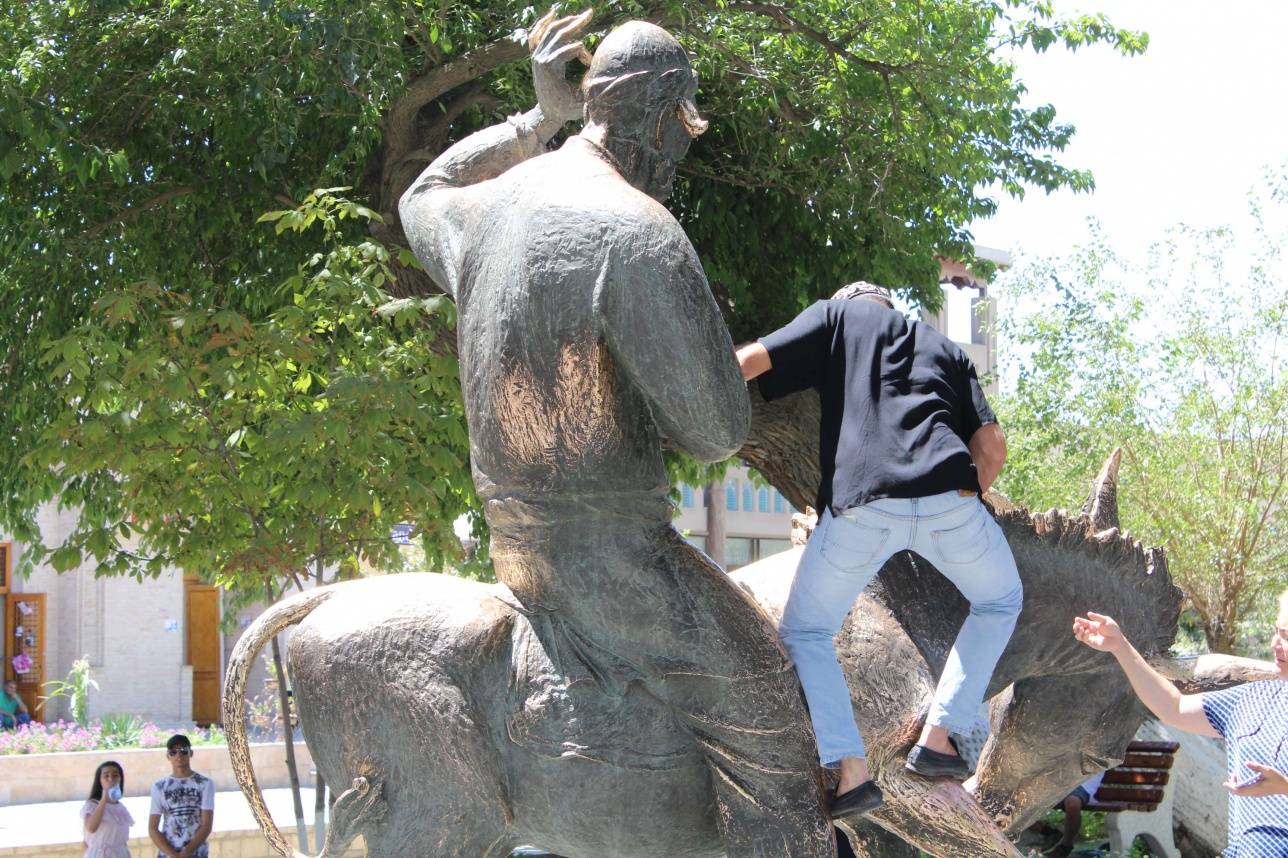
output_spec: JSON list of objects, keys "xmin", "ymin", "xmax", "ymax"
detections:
[
  {"xmin": 1072, "ymin": 611, "xmax": 1126, "ymax": 653},
  {"xmin": 528, "ymin": 8, "xmax": 593, "ymax": 125}
]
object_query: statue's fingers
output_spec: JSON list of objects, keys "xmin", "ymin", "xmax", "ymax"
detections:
[
  {"xmin": 528, "ymin": 8, "xmax": 558, "ymax": 52},
  {"xmin": 546, "ymin": 41, "xmax": 590, "ymax": 69},
  {"xmin": 546, "ymin": 8, "xmax": 594, "ymax": 50}
]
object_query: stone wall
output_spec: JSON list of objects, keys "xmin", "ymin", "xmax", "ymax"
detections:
[
  {"xmin": 8, "ymin": 504, "xmax": 189, "ymax": 724},
  {"xmin": 0, "ymin": 829, "xmax": 365, "ymax": 858},
  {"xmin": 0, "ymin": 742, "xmax": 314, "ymax": 806}
]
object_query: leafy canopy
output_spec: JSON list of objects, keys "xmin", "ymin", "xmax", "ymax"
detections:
[
  {"xmin": 1, "ymin": 0, "xmax": 1146, "ymax": 584},
  {"xmin": 994, "ymin": 175, "xmax": 1288, "ymax": 655},
  {"xmin": 25, "ymin": 192, "xmax": 477, "ymax": 595}
]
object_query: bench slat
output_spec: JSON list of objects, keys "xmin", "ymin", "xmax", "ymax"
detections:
[
  {"xmin": 1085, "ymin": 801, "xmax": 1161, "ymax": 814},
  {"xmin": 1125, "ymin": 740, "xmax": 1180, "ymax": 754},
  {"xmin": 1120, "ymin": 752, "xmax": 1176, "ymax": 770},
  {"xmin": 1103, "ymin": 770, "xmax": 1170, "ymax": 786},
  {"xmin": 1095, "ymin": 786, "xmax": 1166, "ymax": 804}
]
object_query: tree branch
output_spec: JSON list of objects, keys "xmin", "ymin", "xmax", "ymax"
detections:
[
  {"xmin": 79, "ymin": 187, "xmax": 194, "ymax": 240},
  {"xmin": 379, "ymin": 38, "xmax": 527, "ymax": 205},
  {"xmin": 721, "ymin": 1, "xmax": 917, "ymax": 76}
]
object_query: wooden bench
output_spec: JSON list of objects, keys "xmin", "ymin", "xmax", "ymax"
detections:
[{"xmin": 1086, "ymin": 740, "xmax": 1182, "ymax": 857}]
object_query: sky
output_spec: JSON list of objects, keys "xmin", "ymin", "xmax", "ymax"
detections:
[{"xmin": 968, "ymin": 0, "xmax": 1288, "ymax": 263}]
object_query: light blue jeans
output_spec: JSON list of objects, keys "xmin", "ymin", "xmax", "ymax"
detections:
[{"xmin": 779, "ymin": 491, "xmax": 1023, "ymax": 766}]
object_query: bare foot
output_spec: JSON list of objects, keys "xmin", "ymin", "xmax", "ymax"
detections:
[
  {"xmin": 837, "ymin": 756, "xmax": 871, "ymax": 794},
  {"xmin": 916, "ymin": 724, "xmax": 957, "ymax": 755}
]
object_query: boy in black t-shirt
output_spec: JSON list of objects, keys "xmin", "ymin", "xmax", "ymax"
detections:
[{"xmin": 737, "ymin": 282, "xmax": 1022, "ymax": 821}]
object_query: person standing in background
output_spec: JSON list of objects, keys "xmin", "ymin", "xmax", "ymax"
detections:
[
  {"xmin": 148, "ymin": 735, "xmax": 214, "ymax": 858},
  {"xmin": 83, "ymin": 760, "xmax": 133, "ymax": 858}
]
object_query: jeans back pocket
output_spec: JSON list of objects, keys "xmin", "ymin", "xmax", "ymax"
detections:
[
  {"xmin": 930, "ymin": 504, "xmax": 991, "ymax": 566},
  {"xmin": 819, "ymin": 510, "xmax": 893, "ymax": 570}
]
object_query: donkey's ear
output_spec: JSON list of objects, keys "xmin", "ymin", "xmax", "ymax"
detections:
[{"xmin": 1081, "ymin": 448, "xmax": 1122, "ymax": 533}]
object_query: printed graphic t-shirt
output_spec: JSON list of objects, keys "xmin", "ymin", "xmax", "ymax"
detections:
[
  {"xmin": 1202, "ymin": 680, "xmax": 1288, "ymax": 857},
  {"xmin": 149, "ymin": 772, "xmax": 215, "ymax": 858}
]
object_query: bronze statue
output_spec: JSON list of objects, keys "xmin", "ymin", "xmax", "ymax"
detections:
[
  {"xmin": 221, "ymin": 13, "xmax": 1276, "ymax": 858},
  {"xmin": 395, "ymin": 11, "xmax": 832, "ymax": 857},
  {"xmin": 225, "ymin": 451, "xmax": 1276, "ymax": 857}
]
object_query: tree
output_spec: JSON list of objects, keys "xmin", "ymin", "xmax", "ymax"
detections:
[
  {"xmin": 1, "ymin": 0, "xmax": 1146, "ymax": 561},
  {"xmin": 993, "ymin": 178, "xmax": 1288, "ymax": 655},
  {"xmin": 27, "ymin": 190, "xmax": 475, "ymax": 591}
]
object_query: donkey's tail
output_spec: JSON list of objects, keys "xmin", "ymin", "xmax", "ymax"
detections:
[{"xmin": 222, "ymin": 585, "xmax": 384, "ymax": 858}]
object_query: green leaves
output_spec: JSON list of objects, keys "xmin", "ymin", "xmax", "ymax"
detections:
[
  {"xmin": 994, "ymin": 189, "xmax": 1288, "ymax": 655},
  {"xmin": 21, "ymin": 191, "xmax": 479, "ymax": 596}
]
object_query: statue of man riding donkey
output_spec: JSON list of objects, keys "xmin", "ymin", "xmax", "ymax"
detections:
[{"xmin": 223, "ymin": 11, "xmax": 1274, "ymax": 858}]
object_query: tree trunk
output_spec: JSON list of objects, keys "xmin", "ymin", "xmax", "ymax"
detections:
[
  {"xmin": 704, "ymin": 479, "xmax": 727, "ymax": 567},
  {"xmin": 270, "ymin": 634, "xmax": 309, "ymax": 851},
  {"xmin": 738, "ymin": 388, "xmax": 822, "ymax": 514}
]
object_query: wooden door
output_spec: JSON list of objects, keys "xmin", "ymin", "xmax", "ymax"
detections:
[
  {"xmin": 185, "ymin": 581, "xmax": 221, "ymax": 725},
  {"xmin": 4, "ymin": 593, "xmax": 45, "ymax": 720}
]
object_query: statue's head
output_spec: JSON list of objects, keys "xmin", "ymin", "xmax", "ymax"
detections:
[{"xmin": 581, "ymin": 21, "xmax": 708, "ymax": 201}]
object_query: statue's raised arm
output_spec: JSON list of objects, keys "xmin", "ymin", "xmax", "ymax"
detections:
[{"xmin": 399, "ymin": 9, "xmax": 592, "ymax": 296}]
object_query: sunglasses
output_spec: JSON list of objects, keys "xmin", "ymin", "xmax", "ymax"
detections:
[{"xmin": 167, "ymin": 748, "xmax": 192, "ymax": 756}]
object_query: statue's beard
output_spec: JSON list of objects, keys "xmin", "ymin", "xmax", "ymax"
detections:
[{"xmin": 596, "ymin": 134, "xmax": 679, "ymax": 202}]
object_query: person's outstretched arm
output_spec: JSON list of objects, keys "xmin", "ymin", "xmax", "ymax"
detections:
[
  {"xmin": 398, "ymin": 9, "xmax": 591, "ymax": 295},
  {"xmin": 1072, "ymin": 612, "xmax": 1218, "ymax": 736}
]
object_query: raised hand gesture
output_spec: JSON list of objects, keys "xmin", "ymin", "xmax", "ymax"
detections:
[
  {"xmin": 1072, "ymin": 612, "xmax": 1126, "ymax": 653},
  {"xmin": 529, "ymin": 8, "xmax": 593, "ymax": 125}
]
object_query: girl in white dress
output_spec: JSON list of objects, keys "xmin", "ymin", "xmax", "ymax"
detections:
[{"xmin": 81, "ymin": 760, "xmax": 134, "ymax": 858}]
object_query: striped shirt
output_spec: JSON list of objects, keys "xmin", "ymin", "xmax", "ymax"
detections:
[{"xmin": 1202, "ymin": 680, "xmax": 1288, "ymax": 857}]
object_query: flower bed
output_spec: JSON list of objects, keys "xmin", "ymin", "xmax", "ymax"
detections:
[{"xmin": 0, "ymin": 718, "xmax": 225, "ymax": 755}]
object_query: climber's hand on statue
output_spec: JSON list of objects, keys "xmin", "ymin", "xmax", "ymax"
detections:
[
  {"xmin": 1226, "ymin": 762, "xmax": 1288, "ymax": 797},
  {"xmin": 1072, "ymin": 612, "xmax": 1125, "ymax": 653},
  {"xmin": 529, "ymin": 8, "xmax": 593, "ymax": 126}
]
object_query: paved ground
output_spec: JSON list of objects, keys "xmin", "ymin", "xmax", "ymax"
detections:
[{"xmin": 0, "ymin": 788, "xmax": 319, "ymax": 849}]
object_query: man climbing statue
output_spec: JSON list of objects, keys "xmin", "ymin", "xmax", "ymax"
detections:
[
  {"xmin": 400, "ymin": 11, "xmax": 835, "ymax": 856},
  {"xmin": 739, "ymin": 281, "xmax": 1023, "ymax": 820}
]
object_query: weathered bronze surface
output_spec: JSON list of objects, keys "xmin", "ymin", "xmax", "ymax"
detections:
[
  {"xmin": 396, "ymin": 13, "xmax": 831, "ymax": 856},
  {"xmin": 224, "ymin": 453, "xmax": 1207, "ymax": 857}
]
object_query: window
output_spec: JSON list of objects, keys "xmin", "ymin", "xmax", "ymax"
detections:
[
  {"xmin": 757, "ymin": 538, "xmax": 792, "ymax": 559},
  {"xmin": 725, "ymin": 537, "xmax": 753, "ymax": 570},
  {"xmin": 743, "ymin": 484, "xmax": 754, "ymax": 512},
  {"xmin": 726, "ymin": 481, "xmax": 738, "ymax": 511},
  {"xmin": 681, "ymin": 485, "xmax": 694, "ymax": 508},
  {"xmin": 758, "ymin": 488, "xmax": 770, "ymax": 513},
  {"xmin": 773, "ymin": 492, "xmax": 785, "ymax": 514}
]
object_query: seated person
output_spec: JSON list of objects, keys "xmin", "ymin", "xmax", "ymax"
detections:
[
  {"xmin": 0, "ymin": 679, "xmax": 30, "ymax": 729},
  {"xmin": 1046, "ymin": 772, "xmax": 1105, "ymax": 857}
]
